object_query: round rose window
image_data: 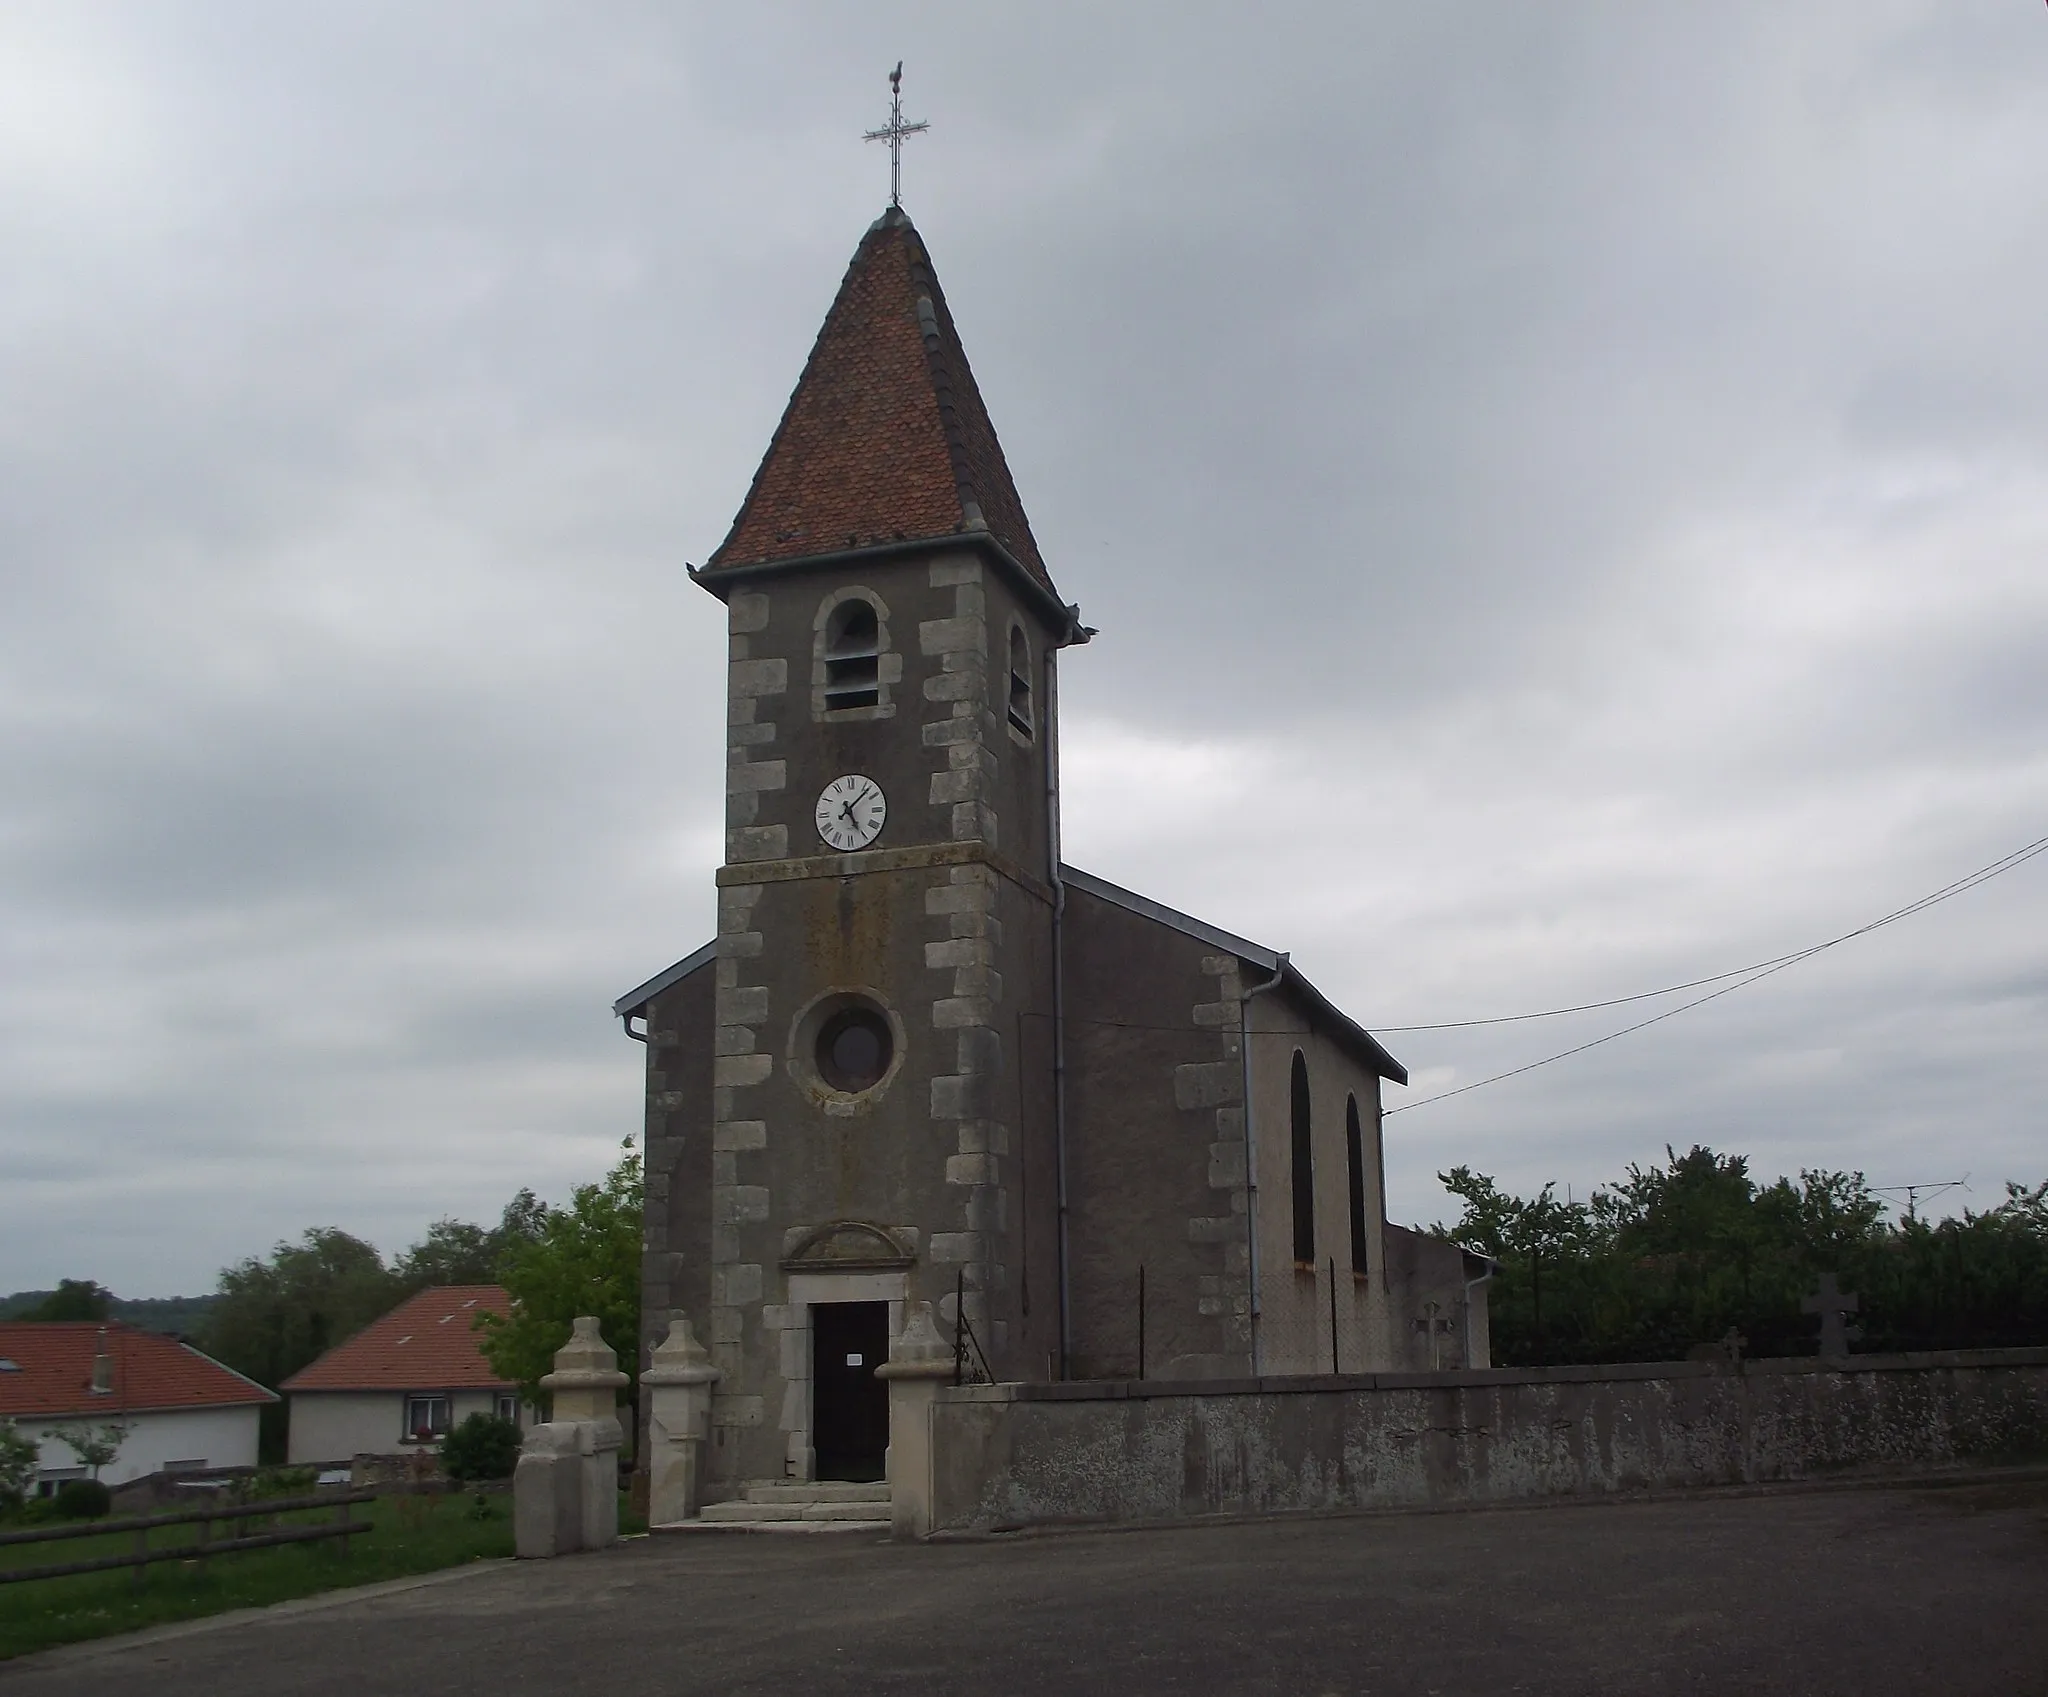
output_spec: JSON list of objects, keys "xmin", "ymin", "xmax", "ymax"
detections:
[{"xmin": 816, "ymin": 1005, "xmax": 893, "ymax": 1094}]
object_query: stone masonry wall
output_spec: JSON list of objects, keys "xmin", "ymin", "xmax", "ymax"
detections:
[
  {"xmin": 922, "ymin": 557, "xmax": 1011, "ymax": 1365},
  {"xmin": 638, "ymin": 963, "xmax": 715, "ymax": 1378},
  {"xmin": 1176, "ymin": 954, "xmax": 1252, "ymax": 1374},
  {"xmin": 707, "ymin": 587, "xmax": 782, "ymax": 1456},
  {"xmin": 1060, "ymin": 888, "xmax": 1252, "ymax": 1381},
  {"xmin": 691, "ymin": 548, "xmax": 1062, "ymax": 1481},
  {"xmin": 924, "ymin": 1350, "xmax": 2048, "ymax": 1534}
]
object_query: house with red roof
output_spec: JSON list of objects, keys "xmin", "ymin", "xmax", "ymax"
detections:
[
  {"xmin": 280, "ymin": 1285, "xmax": 527, "ymax": 1465},
  {"xmin": 0, "ymin": 1321, "xmax": 274, "ymax": 1492}
]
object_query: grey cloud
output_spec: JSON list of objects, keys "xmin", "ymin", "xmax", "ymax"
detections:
[{"xmin": 2, "ymin": 1, "xmax": 2044, "ymax": 1291}]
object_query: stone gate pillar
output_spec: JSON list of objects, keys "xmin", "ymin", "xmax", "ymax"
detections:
[
  {"xmin": 642, "ymin": 1313, "xmax": 721, "ymax": 1524},
  {"xmin": 875, "ymin": 1303, "xmax": 955, "ymax": 1541},
  {"xmin": 538, "ymin": 1316, "xmax": 628, "ymax": 1552}
]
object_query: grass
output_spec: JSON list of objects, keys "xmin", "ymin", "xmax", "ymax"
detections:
[{"xmin": 0, "ymin": 1489, "xmax": 520, "ymax": 1662}]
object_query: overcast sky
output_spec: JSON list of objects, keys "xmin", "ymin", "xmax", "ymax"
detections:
[{"xmin": 3, "ymin": 2, "xmax": 2044, "ymax": 1296}]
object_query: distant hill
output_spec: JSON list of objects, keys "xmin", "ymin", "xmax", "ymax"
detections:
[
  {"xmin": 0, "ymin": 1290, "xmax": 220, "ymax": 1337},
  {"xmin": 111, "ymin": 1295, "xmax": 220, "ymax": 1337}
]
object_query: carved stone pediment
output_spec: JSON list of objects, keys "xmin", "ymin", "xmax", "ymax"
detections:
[{"xmin": 779, "ymin": 1220, "xmax": 916, "ymax": 1273}]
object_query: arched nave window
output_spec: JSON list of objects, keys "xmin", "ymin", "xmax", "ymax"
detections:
[{"xmin": 1290, "ymin": 1050, "xmax": 1315, "ymax": 1265}]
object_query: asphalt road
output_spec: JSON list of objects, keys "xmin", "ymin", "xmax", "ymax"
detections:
[{"xmin": 8, "ymin": 1479, "xmax": 2046, "ymax": 1696}]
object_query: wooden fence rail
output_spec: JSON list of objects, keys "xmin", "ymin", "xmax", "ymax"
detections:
[{"xmin": 0, "ymin": 1489, "xmax": 376, "ymax": 1588}]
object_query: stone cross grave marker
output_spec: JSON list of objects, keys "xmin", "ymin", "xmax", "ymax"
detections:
[{"xmin": 1800, "ymin": 1273, "xmax": 1862, "ymax": 1357}]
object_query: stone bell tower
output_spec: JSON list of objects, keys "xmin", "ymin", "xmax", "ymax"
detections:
[{"xmin": 685, "ymin": 205, "xmax": 1087, "ymax": 1484}]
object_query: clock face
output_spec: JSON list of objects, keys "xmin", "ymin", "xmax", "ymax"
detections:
[{"xmin": 814, "ymin": 774, "xmax": 887, "ymax": 852}]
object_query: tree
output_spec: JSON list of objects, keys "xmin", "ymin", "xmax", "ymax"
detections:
[
  {"xmin": 478, "ymin": 1141, "xmax": 642, "ymax": 1403},
  {"xmin": 49, "ymin": 1420, "xmax": 130, "ymax": 1481},
  {"xmin": 0, "ymin": 1420, "xmax": 38, "ymax": 1512},
  {"xmin": 391, "ymin": 1219, "xmax": 498, "ymax": 1288},
  {"xmin": 1436, "ymin": 1167, "xmax": 1602, "ymax": 1366},
  {"xmin": 391, "ymin": 1191, "xmax": 551, "ymax": 1291},
  {"xmin": 1434, "ymin": 1148, "xmax": 2043, "ymax": 1364},
  {"xmin": 201, "ymin": 1227, "xmax": 399, "ymax": 1396},
  {"xmin": 22, "ymin": 1280, "xmax": 113, "ymax": 1322}
]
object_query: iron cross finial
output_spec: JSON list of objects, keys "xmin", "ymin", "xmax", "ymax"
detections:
[{"xmin": 863, "ymin": 61, "xmax": 929, "ymax": 209}]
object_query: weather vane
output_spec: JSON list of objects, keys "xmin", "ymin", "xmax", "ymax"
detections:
[{"xmin": 863, "ymin": 62, "xmax": 928, "ymax": 209}]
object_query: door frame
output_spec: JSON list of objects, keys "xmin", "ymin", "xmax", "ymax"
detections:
[{"xmin": 783, "ymin": 1271, "xmax": 907, "ymax": 1481}]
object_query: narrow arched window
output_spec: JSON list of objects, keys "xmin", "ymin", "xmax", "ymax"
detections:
[
  {"xmin": 1346, "ymin": 1094, "xmax": 1369, "ymax": 1277},
  {"xmin": 823, "ymin": 597, "xmax": 880, "ymax": 710},
  {"xmin": 1290, "ymin": 1050, "xmax": 1315, "ymax": 1264},
  {"xmin": 1006, "ymin": 624, "xmax": 1034, "ymax": 739}
]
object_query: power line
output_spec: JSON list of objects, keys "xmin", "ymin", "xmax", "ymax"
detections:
[
  {"xmin": 1384, "ymin": 828, "xmax": 2048, "ymax": 1116},
  {"xmin": 1870, "ymin": 1178, "xmax": 1969, "ymax": 1224},
  {"xmin": 1005, "ymin": 829, "xmax": 2048, "ymax": 1105},
  {"xmin": 1375, "ymin": 829, "xmax": 2048, "ymax": 1033}
]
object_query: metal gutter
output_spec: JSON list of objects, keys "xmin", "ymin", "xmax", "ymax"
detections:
[
  {"xmin": 1046, "ymin": 640, "xmax": 1073, "ymax": 1379},
  {"xmin": 612, "ymin": 939, "xmax": 717, "ymax": 1023},
  {"xmin": 1239, "ymin": 955, "xmax": 1289, "ymax": 1376},
  {"xmin": 689, "ymin": 530, "xmax": 1079, "ymax": 642}
]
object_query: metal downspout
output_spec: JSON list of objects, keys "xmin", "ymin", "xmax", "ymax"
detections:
[
  {"xmin": 1047, "ymin": 640, "xmax": 1073, "ymax": 1379},
  {"xmin": 1239, "ymin": 954, "xmax": 1289, "ymax": 1376},
  {"xmin": 1462, "ymin": 1258, "xmax": 1498, "ymax": 1371}
]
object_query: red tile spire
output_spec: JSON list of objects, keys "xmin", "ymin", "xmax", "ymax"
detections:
[{"xmin": 703, "ymin": 207, "xmax": 1054, "ymax": 591}]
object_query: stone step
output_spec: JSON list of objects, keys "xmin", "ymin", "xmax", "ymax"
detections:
[
  {"xmin": 740, "ymin": 1481, "xmax": 890, "ymax": 1505},
  {"xmin": 654, "ymin": 1517, "xmax": 892, "ymax": 1536},
  {"xmin": 700, "ymin": 1501, "xmax": 805, "ymax": 1522},
  {"xmin": 698, "ymin": 1498, "xmax": 890, "ymax": 1523}
]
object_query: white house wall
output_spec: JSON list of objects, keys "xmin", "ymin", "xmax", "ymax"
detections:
[
  {"xmin": 25, "ymin": 1406, "xmax": 262, "ymax": 1488},
  {"xmin": 287, "ymin": 1389, "xmax": 514, "ymax": 1465}
]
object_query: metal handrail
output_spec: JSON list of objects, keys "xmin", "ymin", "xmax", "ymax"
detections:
[{"xmin": 951, "ymin": 1269, "xmax": 996, "ymax": 1386}]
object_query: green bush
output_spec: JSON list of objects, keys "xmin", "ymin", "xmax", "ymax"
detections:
[
  {"xmin": 441, "ymin": 1413, "xmax": 520, "ymax": 1482},
  {"xmin": 53, "ymin": 1479, "xmax": 111, "ymax": 1520}
]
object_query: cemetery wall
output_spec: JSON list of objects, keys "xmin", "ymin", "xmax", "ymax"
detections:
[{"xmin": 922, "ymin": 1348, "xmax": 2048, "ymax": 1535}]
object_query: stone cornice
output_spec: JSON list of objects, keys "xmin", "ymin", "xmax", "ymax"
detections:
[{"xmin": 717, "ymin": 839, "xmax": 1054, "ymax": 906}]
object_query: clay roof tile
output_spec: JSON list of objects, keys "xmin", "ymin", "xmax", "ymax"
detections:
[
  {"xmin": 0, "ymin": 1322, "xmax": 274, "ymax": 1417},
  {"xmin": 279, "ymin": 1285, "xmax": 516, "ymax": 1393},
  {"xmin": 703, "ymin": 207, "xmax": 1054, "ymax": 591}
]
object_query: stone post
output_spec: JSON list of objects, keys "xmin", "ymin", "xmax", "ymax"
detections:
[
  {"xmin": 875, "ymin": 1303, "xmax": 955, "ymax": 1541},
  {"xmin": 514, "ymin": 1423, "xmax": 584, "ymax": 1559},
  {"xmin": 642, "ymin": 1313, "xmax": 721, "ymax": 1525},
  {"xmin": 538, "ymin": 1316, "xmax": 628, "ymax": 1552}
]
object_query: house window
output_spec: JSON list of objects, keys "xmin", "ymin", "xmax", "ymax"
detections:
[
  {"xmin": 822, "ymin": 596, "xmax": 881, "ymax": 710},
  {"xmin": 404, "ymin": 1394, "xmax": 451, "ymax": 1442},
  {"xmin": 1346, "ymin": 1094, "xmax": 1369, "ymax": 1277},
  {"xmin": 1290, "ymin": 1050, "xmax": 1315, "ymax": 1265},
  {"xmin": 495, "ymin": 1393, "xmax": 520, "ymax": 1425},
  {"xmin": 1006, "ymin": 624, "xmax": 1034, "ymax": 739}
]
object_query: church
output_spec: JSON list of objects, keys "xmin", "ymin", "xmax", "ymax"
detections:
[{"xmin": 616, "ymin": 200, "xmax": 1490, "ymax": 1490}]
